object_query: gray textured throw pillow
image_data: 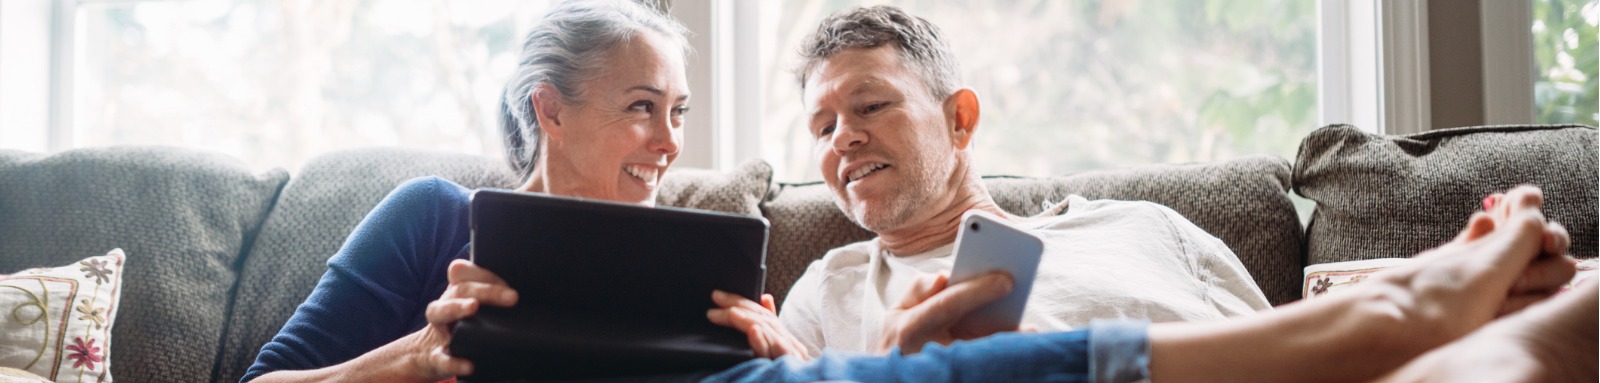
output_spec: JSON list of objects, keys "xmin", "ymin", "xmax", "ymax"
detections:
[
  {"xmin": 761, "ymin": 155, "xmax": 1303, "ymax": 306},
  {"xmin": 1293, "ymin": 124, "xmax": 1598, "ymax": 267},
  {"xmin": 0, "ymin": 147, "xmax": 288, "ymax": 383}
]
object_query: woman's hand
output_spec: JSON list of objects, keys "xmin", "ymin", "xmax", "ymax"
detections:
[
  {"xmin": 254, "ymin": 259, "xmax": 518, "ymax": 383},
  {"xmin": 407, "ymin": 259, "xmax": 519, "ymax": 380},
  {"xmin": 707, "ymin": 290, "xmax": 812, "ymax": 360}
]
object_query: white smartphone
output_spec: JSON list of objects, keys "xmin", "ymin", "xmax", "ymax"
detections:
[{"xmin": 947, "ymin": 210, "xmax": 1045, "ymax": 336}]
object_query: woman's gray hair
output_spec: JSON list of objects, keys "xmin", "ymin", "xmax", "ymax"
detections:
[
  {"xmin": 501, "ymin": 0, "xmax": 689, "ymax": 182},
  {"xmin": 796, "ymin": 5, "xmax": 962, "ymax": 102}
]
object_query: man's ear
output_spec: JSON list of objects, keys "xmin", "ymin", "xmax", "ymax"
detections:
[
  {"xmin": 943, "ymin": 88, "xmax": 980, "ymax": 149},
  {"xmin": 531, "ymin": 84, "xmax": 566, "ymax": 142}
]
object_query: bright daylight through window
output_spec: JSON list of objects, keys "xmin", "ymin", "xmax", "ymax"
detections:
[
  {"xmin": 3, "ymin": 0, "xmax": 1593, "ymax": 177},
  {"xmin": 760, "ymin": 0, "xmax": 1317, "ymax": 181},
  {"xmin": 71, "ymin": 0, "xmax": 555, "ymax": 171}
]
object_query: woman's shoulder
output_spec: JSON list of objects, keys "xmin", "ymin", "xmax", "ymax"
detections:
[
  {"xmin": 379, "ymin": 176, "xmax": 473, "ymax": 215},
  {"xmin": 391, "ymin": 176, "xmax": 472, "ymax": 201}
]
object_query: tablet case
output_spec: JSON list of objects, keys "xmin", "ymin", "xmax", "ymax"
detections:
[{"xmin": 450, "ymin": 189, "xmax": 769, "ymax": 381}]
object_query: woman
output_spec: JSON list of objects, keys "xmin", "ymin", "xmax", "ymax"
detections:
[{"xmin": 243, "ymin": 0, "xmax": 698, "ymax": 381}]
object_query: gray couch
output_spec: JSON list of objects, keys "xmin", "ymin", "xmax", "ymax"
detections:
[{"xmin": 1, "ymin": 124, "xmax": 1593, "ymax": 383}]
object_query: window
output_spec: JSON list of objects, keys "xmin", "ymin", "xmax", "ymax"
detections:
[
  {"xmin": 66, "ymin": 0, "xmax": 555, "ymax": 171},
  {"xmin": 1533, "ymin": 0, "xmax": 1598, "ymax": 125},
  {"xmin": 759, "ymin": 0, "xmax": 1318, "ymax": 182}
]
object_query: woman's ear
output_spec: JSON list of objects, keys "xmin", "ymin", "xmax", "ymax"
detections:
[
  {"xmin": 531, "ymin": 84, "xmax": 566, "ymax": 142},
  {"xmin": 944, "ymin": 88, "xmax": 981, "ymax": 149}
]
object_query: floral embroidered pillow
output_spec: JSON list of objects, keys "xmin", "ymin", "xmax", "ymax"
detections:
[{"xmin": 0, "ymin": 249, "xmax": 126, "ymax": 383}]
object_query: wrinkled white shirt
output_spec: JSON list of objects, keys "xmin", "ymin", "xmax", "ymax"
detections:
[{"xmin": 778, "ymin": 195, "xmax": 1272, "ymax": 355}]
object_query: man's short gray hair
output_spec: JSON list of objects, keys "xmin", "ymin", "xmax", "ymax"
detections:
[
  {"xmin": 796, "ymin": 5, "xmax": 962, "ymax": 102},
  {"xmin": 501, "ymin": 0, "xmax": 689, "ymax": 182}
]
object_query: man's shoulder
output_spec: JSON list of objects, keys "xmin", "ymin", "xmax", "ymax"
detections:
[{"xmin": 1035, "ymin": 195, "xmax": 1185, "ymax": 229}]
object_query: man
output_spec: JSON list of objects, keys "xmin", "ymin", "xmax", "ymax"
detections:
[{"xmin": 771, "ymin": 5, "xmax": 1270, "ymax": 356}]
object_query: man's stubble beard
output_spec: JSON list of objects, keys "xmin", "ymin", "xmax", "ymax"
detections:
[{"xmin": 846, "ymin": 156, "xmax": 946, "ymax": 235}]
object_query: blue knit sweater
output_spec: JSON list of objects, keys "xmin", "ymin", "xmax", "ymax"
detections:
[{"xmin": 242, "ymin": 177, "xmax": 471, "ymax": 382}]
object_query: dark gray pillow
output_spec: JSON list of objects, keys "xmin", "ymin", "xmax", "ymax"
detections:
[
  {"xmin": 761, "ymin": 155, "xmax": 1303, "ymax": 306},
  {"xmin": 1293, "ymin": 124, "xmax": 1598, "ymax": 267},
  {"xmin": 0, "ymin": 147, "xmax": 288, "ymax": 383},
  {"xmin": 656, "ymin": 160, "xmax": 774, "ymax": 217},
  {"xmin": 215, "ymin": 150, "xmax": 771, "ymax": 383}
]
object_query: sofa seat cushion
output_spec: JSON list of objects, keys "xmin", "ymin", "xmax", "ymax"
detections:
[
  {"xmin": 0, "ymin": 147, "xmax": 288, "ymax": 383},
  {"xmin": 1293, "ymin": 124, "xmax": 1598, "ymax": 267},
  {"xmin": 761, "ymin": 155, "xmax": 1303, "ymax": 306}
]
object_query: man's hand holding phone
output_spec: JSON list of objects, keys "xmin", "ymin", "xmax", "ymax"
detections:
[
  {"xmin": 874, "ymin": 272, "xmax": 1015, "ymax": 355},
  {"xmin": 875, "ymin": 210, "xmax": 1045, "ymax": 355},
  {"xmin": 876, "ymin": 211, "xmax": 1049, "ymax": 354}
]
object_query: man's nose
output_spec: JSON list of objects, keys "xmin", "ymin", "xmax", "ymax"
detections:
[{"xmin": 829, "ymin": 120, "xmax": 867, "ymax": 153}]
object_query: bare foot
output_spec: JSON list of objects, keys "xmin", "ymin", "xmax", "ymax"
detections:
[
  {"xmin": 1355, "ymin": 185, "xmax": 1577, "ymax": 362},
  {"xmin": 1462, "ymin": 187, "xmax": 1580, "ymax": 314},
  {"xmin": 1376, "ymin": 278, "xmax": 1598, "ymax": 382}
]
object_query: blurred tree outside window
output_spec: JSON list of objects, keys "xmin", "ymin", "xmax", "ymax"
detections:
[
  {"xmin": 73, "ymin": 0, "xmax": 555, "ymax": 171},
  {"xmin": 760, "ymin": 0, "xmax": 1318, "ymax": 182},
  {"xmin": 1533, "ymin": 0, "xmax": 1598, "ymax": 126}
]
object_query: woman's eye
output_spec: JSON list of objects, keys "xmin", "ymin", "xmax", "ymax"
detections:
[
  {"xmin": 629, "ymin": 101, "xmax": 653, "ymax": 113},
  {"xmin": 863, "ymin": 102, "xmax": 887, "ymax": 114},
  {"xmin": 671, "ymin": 105, "xmax": 690, "ymax": 117}
]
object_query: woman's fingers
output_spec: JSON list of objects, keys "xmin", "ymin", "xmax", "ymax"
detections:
[
  {"xmin": 448, "ymin": 259, "xmax": 508, "ymax": 285},
  {"xmin": 426, "ymin": 298, "xmax": 478, "ymax": 325},
  {"xmin": 444, "ymin": 281, "xmax": 518, "ymax": 307}
]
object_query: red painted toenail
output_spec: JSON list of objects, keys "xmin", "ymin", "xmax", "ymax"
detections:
[{"xmin": 1482, "ymin": 195, "xmax": 1496, "ymax": 210}]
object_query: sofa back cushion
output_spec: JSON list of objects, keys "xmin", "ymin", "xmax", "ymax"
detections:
[
  {"xmin": 1293, "ymin": 124, "xmax": 1598, "ymax": 266},
  {"xmin": 761, "ymin": 155, "xmax": 1304, "ymax": 306},
  {"xmin": 216, "ymin": 149, "xmax": 771, "ymax": 383},
  {"xmin": 0, "ymin": 147, "xmax": 288, "ymax": 383}
]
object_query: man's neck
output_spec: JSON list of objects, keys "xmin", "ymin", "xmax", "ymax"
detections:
[{"xmin": 877, "ymin": 183, "xmax": 1010, "ymax": 256}]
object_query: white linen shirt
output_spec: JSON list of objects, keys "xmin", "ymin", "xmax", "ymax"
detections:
[{"xmin": 777, "ymin": 195, "xmax": 1272, "ymax": 355}]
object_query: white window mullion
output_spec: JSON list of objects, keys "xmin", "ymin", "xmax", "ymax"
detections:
[
  {"xmin": 1380, "ymin": 0, "xmax": 1432, "ymax": 134},
  {"xmin": 1319, "ymin": 0, "xmax": 1432, "ymax": 135},
  {"xmin": 48, "ymin": 0, "xmax": 77, "ymax": 151},
  {"xmin": 1481, "ymin": 0, "xmax": 1535, "ymax": 125}
]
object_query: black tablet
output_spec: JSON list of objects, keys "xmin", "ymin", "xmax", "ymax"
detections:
[{"xmin": 449, "ymin": 189, "xmax": 769, "ymax": 381}]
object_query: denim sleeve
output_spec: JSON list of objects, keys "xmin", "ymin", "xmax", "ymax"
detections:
[
  {"xmin": 701, "ymin": 320, "xmax": 1151, "ymax": 383},
  {"xmin": 1088, "ymin": 319, "xmax": 1151, "ymax": 383}
]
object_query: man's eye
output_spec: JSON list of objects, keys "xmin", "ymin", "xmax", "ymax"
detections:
[
  {"xmin": 863, "ymin": 102, "xmax": 887, "ymax": 113},
  {"xmin": 817, "ymin": 124, "xmax": 836, "ymax": 137},
  {"xmin": 630, "ymin": 101, "xmax": 654, "ymax": 113}
]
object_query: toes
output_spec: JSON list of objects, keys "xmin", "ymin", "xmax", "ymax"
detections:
[
  {"xmin": 1502, "ymin": 185, "xmax": 1545, "ymax": 215},
  {"xmin": 1543, "ymin": 222, "xmax": 1571, "ymax": 257},
  {"xmin": 1456, "ymin": 212, "xmax": 1497, "ymax": 242}
]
